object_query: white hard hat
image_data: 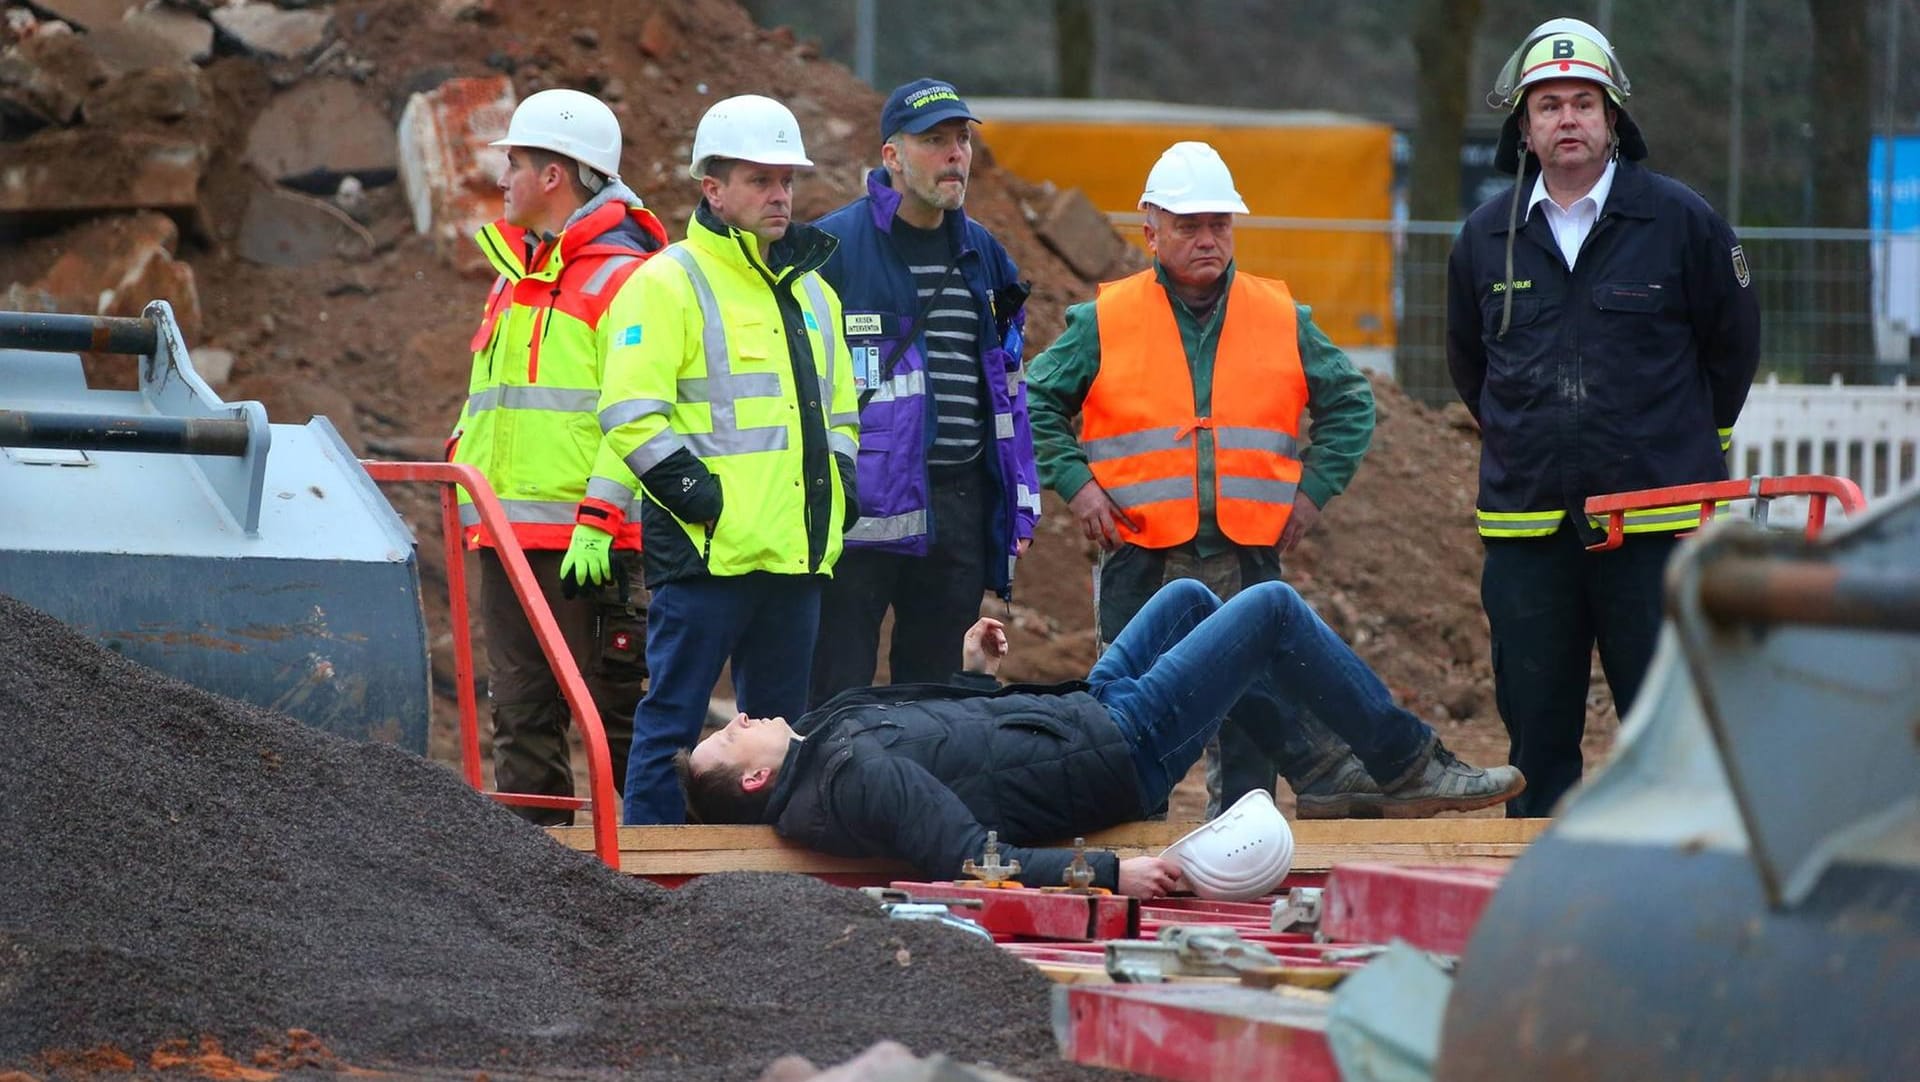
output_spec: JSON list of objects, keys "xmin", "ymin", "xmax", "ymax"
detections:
[
  {"xmin": 689, "ymin": 94, "xmax": 814, "ymax": 179},
  {"xmin": 1488, "ymin": 17, "xmax": 1632, "ymax": 110},
  {"xmin": 1138, "ymin": 141, "xmax": 1249, "ymax": 215},
  {"xmin": 1160, "ymin": 789, "xmax": 1294, "ymax": 902},
  {"xmin": 489, "ymin": 88, "xmax": 623, "ymax": 179}
]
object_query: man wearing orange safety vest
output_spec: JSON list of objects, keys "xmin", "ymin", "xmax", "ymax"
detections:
[
  {"xmin": 1028, "ymin": 141, "xmax": 1399, "ymax": 821},
  {"xmin": 448, "ymin": 88, "xmax": 667, "ymax": 824}
]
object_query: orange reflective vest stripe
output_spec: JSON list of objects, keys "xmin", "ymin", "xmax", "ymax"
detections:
[{"xmin": 1085, "ymin": 269, "xmax": 1307, "ymax": 548}]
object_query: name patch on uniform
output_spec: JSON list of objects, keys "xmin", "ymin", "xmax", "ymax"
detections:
[
  {"xmin": 616, "ymin": 325, "xmax": 643, "ymax": 346},
  {"xmin": 1730, "ymin": 245, "xmax": 1751, "ymax": 288},
  {"xmin": 1489, "ymin": 280, "xmax": 1533, "ymax": 294},
  {"xmin": 803, "ymin": 311, "xmax": 820, "ymax": 332},
  {"xmin": 844, "ymin": 312, "xmax": 884, "ymax": 337}
]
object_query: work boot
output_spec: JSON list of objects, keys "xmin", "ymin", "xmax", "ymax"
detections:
[
  {"xmin": 1377, "ymin": 742, "xmax": 1527, "ymax": 818},
  {"xmin": 1291, "ymin": 754, "xmax": 1390, "ymax": 819}
]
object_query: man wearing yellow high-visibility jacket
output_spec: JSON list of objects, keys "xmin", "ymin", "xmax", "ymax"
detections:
[
  {"xmin": 599, "ymin": 94, "xmax": 861, "ymax": 825},
  {"xmin": 450, "ymin": 88, "xmax": 666, "ymax": 825}
]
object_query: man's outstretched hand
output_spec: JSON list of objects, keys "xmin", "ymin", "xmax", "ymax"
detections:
[
  {"xmin": 1117, "ymin": 856, "xmax": 1183, "ymax": 900},
  {"xmin": 961, "ymin": 617, "xmax": 1009, "ymax": 677},
  {"xmin": 1068, "ymin": 481, "xmax": 1138, "ymax": 552}
]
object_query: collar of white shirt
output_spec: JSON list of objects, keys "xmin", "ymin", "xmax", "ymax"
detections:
[{"xmin": 1526, "ymin": 157, "xmax": 1617, "ymax": 223}]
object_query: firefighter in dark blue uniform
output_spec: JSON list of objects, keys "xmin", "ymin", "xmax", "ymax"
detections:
[{"xmin": 1446, "ymin": 17, "xmax": 1761, "ymax": 816}]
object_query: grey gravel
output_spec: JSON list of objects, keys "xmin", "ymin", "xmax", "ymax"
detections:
[{"xmin": 0, "ymin": 595, "xmax": 1121, "ymax": 1080}]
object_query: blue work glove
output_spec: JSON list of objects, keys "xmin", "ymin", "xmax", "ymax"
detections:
[{"xmin": 559, "ymin": 523, "xmax": 613, "ymax": 596}]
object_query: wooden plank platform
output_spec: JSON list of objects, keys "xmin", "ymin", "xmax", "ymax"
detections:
[{"xmin": 545, "ymin": 818, "xmax": 1552, "ymax": 879}]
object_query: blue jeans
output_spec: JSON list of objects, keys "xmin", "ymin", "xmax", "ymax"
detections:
[
  {"xmin": 622, "ymin": 572, "xmax": 822, "ymax": 825},
  {"xmin": 1086, "ymin": 579, "xmax": 1432, "ymax": 810}
]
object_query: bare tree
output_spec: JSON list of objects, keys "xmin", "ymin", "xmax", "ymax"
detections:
[
  {"xmin": 1410, "ymin": 0, "xmax": 1484, "ymax": 220},
  {"xmin": 1054, "ymin": 0, "xmax": 1095, "ymax": 99},
  {"xmin": 1400, "ymin": 0, "xmax": 1484, "ymax": 404},
  {"xmin": 1808, "ymin": 0, "xmax": 1874, "ymax": 379}
]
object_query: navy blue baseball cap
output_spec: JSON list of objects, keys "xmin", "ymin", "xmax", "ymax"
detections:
[{"xmin": 880, "ymin": 78, "xmax": 979, "ymax": 142}]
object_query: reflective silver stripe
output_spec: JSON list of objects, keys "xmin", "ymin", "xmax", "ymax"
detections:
[
  {"xmin": 1083, "ymin": 427, "xmax": 1188, "ymax": 462},
  {"xmin": 1017, "ymin": 483, "xmax": 1041, "ymax": 513},
  {"xmin": 1215, "ymin": 426, "xmax": 1301, "ymax": 458},
  {"xmin": 665, "ymin": 245, "xmax": 800, "ymax": 459},
  {"xmin": 827, "ymin": 430, "xmax": 858, "ymax": 458},
  {"xmin": 623, "ymin": 428, "xmax": 690, "ymax": 476},
  {"xmin": 495, "ymin": 498, "xmax": 578, "ymax": 524},
  {"xmin": 458, "ymin": 503, "xmax": 480, "ymax": 527},
  {"xmin": 689, "ymin": 427, "xmax": 789, "ymax": 456},
  {"xmin": 802, "ymin": 275, "xmax": 835, "ymax": 402},
  {"xmin": 1219, "ymin": 476, "xmax": 1299, "ymax": 503},
  {"xmin": 994, "ymin": 411, "xmax": 1015, "ymax": 440},
  {"xmin": 829, "ymin": 410, "xmax": 861, "ymax": 428},
  {"xmin": 1006, "ymin": 366, "xmax": 1024, "ymax": 395},
  {"xmin": 1107, "ymin": 476, "xmax": 1193, "ymax": 507},
  {"xmin": 468, "ymin": 386, "xmax": 601, "ymax": 415},
  {"xmin": 664, "ymin": 246, "xmax": 731, "ymax": 378},
  {"xmin": 580, "ymin": 254, "xmax": 641, "ymax": 296},
  {"xmin": 585, "ymin": 475, "xmax": 636, "ymax": 507},
  {"xmin": 600, "ymin": 397, "xmax": 673, "ymax": 432},
  {"xmin": 870, "ymin": 369, "xmax": 926, "ymax": 403},
  {"xmin": 846, "ymin": 508, "xmax": 927, "ymax": 543},
  {"xmin": 678, "ymin": 374, "xmax": 782, "ymax": 401}
]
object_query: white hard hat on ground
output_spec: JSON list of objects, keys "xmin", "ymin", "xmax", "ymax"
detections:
[
  {"xmin": 1160, "ymin": 789, "xmax": 1295, "ymax": 901},
  {"xmin": 1138, "ymin": 141, "xmax": 1249, "ymax": 215},
  {"xmin": 489, "ymin": 88, "xmax": 623, "ymax": 180},
  {"xmin": 689, "ymin": 94, "xmax": 814, "ymax": 179}
]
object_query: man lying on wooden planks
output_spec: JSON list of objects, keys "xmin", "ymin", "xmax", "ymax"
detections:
[{"xmin": 676, "ymin": 579, "xmax": 1524, "ymax": 898}]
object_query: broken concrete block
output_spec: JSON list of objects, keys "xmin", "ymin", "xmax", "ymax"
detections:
[
  {"xmin": 23, "ymin": 0, "xmax": 134, "ymax": 31},
  {"xmin": 83, "ymin": 64, "xmax": 206, "ymax": 126},
  {"xmin": 246, "ymin": 77, "xmax": 397, "ymax": 194},
  {"xmin": 0, "ymin": 129, "xmax": 203, "ymax": 215},
  {"xmin": 396, "ymin": 74, "xmax": 512, "ymax": 268},
  {"xmin": 436, "ymin": 0, "xmax": 492, "ymax": 20},
  {"xmin": 82, "ymin": 23, "xmax": 194, "ymax": 77},
  {"xmin": 636, "ymin": 7, "xmax": 680, "ymax": 59},
  {"xmin": 1032, "ymin": 186, "xmax": 1130, "ymax": 282},
  {"xmin": 122, "ymin": 5, "xmax": 213, "ymax": 64},
  {"xmin": 0, "ymin": 31, "xmax": 103, "ymax": 128},
  {"xmin": 33, "ymin": 211, "xmax": 202, "ymax": 341},
  {"xmin": 237, "ymin": 184, "xmax": 375, "ymax": 267},
  {"xmin": 188, "ymin": 345, "xmax": 233, "ymax": 385},
  {"xmin": 211, "ymin": 1, "xmax": 331, "ymax": 61}
]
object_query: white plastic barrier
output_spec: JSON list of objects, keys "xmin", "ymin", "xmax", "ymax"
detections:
[{"xmin": 1729, "ymin": 375, "xmax": 1919, "ymax": 523}]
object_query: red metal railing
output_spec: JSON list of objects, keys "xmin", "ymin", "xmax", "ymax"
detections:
[
  {"xmin": 1583, "ymin": 474, "xmax": 1868, "ymax": 552},
  {"xmin": 362, "ymin": 460, "xmax": 620, "ymax": 869}
]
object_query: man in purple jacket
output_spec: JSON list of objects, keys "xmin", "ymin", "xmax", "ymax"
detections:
[{"xmin": 807, "ymin": 79, "xmax": 1040, "ymax": 705}]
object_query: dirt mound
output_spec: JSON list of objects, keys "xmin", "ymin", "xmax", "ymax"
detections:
[{"xmin": 0, "ymin": 594, "xmax": 1109, "ymax": 1080}]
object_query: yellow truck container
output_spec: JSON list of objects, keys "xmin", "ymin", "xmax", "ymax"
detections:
[{"xmin": 974, "ymin": 98, "xmax": 1395, "ymax": 350}]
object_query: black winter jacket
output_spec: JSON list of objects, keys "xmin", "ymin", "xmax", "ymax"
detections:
[
  {"xmin": 762, "ymin": 679, "xmax": 1146, "ymax": 892},
  {"xmin": 1445, "ymin": 159, "xmax": 1761, "ymax": 540}
]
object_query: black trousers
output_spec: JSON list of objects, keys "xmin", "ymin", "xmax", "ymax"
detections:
[
  {"xmin": 479, "ymin": 547, "xmax": 646, "ymax": 826},
  {"xmin": 811, "ymin": 459, "xmax": 993, "ymax": 707},
  {"xmin": 1481, "ymin": 526, "xmax": 1677, "ymax": 817}
]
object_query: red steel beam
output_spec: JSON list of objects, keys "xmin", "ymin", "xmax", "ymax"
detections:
[
  {"xmin": 1056, "ymin": 983, "xmax": 1341, "ymax": 1082},
  {"xmin": 1320, "ymin": 862, "xmax": 1503, "ymax": 955},
  {"xmin": 889, "ymin": 881, "xmax": 1138, "ymax": 941}
]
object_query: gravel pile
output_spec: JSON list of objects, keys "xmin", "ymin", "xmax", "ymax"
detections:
[{"xmin": 0, "ymin": 596, "xmax": 1110, "ymax": 1080}]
